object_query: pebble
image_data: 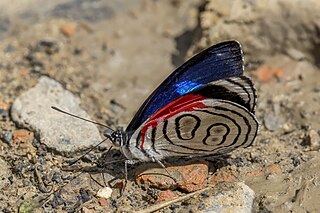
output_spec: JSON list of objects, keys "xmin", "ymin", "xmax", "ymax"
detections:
[
  {"xmin": 11, "ymin": 76, "xmax": 102, "ymax": 156},
  {"xmin": 156, "ymin": 190, "xmax": 177, "ymax": 202},
  {"xmin": 306, "ymin": 129, "xmax": 320, "ymax": 148},
  {"xmin": 97, "ymin": 187, "xmax": 113, "ymax": 199},
  {"xmin": 189, "ymin": 182, "xmax": 255, "ymax": 213},
  {"xmin": 60, "ymin": 23, "xmax": 75, "ymax": 37},
  {"xmin": 0, "ymin": 131, "xmax": 12, "ymax": 144},
  {"xmin": 135, "ymin": 161, "xmax": 208, "ymax": 192},
  {"xmin": 13, "ymin": 129, "xmax": 34, "ymax": 143}
]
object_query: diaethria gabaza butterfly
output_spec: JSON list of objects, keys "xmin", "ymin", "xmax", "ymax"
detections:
[
  {"xmin": 53, "ymin": 40, "xmax": 258, "ymax": 182},
  {"xmin": 104, "ymin": 40, "xmax": 258, "ymax": 167}
]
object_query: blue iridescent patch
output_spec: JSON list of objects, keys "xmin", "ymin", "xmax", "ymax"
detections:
[{"xmin": 175, "ymin": 80, "xmax": 203, "ymax": 95}]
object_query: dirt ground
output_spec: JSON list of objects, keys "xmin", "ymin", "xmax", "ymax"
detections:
[{"xmin": 0, "ymin": 0, "xmax": 319, "ymax": 212}]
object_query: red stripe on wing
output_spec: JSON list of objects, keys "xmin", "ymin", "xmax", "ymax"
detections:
[{"xmin": 140, "ymin": 93, "xmax": 206, "ymax": 150}]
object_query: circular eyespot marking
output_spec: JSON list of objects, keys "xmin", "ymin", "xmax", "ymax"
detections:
[
  {"xmin": 203, "ymin": 123, "xmax": 230, "ymax": 145},
  {"xmin": 175, "ymin": 114, "xmax": 200, "ymax": 140}
]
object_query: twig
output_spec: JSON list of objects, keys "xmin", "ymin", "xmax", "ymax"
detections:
[{"xmin": 135, "ymin": 186, "xmax": 213, "ymax": 213}]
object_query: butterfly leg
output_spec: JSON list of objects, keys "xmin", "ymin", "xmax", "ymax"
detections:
[
  {"xmin": 120, "ymin": 159, "xmax": 139, "ymax": 196},
  {"xmin": 119, "ymin": 160, "xmax": 129, "ymax": 196},
  {"xmin": 152, "ymin": 157, "xmax": 178, "ymax": 182}
]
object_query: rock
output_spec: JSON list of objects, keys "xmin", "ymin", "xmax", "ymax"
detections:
[
  {"xmin": 156, "ymin": 190, "xmax": 178, "ymax": 202},
  {"xmin": 0, "ymin": 158, "xmax": 12, "ymax": 190},
  {"xmin": 209, "ymin": 170, "xmax": 237, "ymax": 185},
  {"xmin": 11, "ymin": 76, "xmax": 102, "ymax": 156},
  {"xmin": 135, "ymin": 161, "xmax": 209, "ymax": 192},
  {"xmin": 305, "ymin": 129, "xmax": 320, "ymax": 149},
  {"xmin": 97, "ymin": 187, "xmax": 113, "ymax": 199},
  {"xmin": 197, "ymin": 0, "xmax": 320, "ymax": 67},
  {"xmin": 188, "ymin": 182, "xmax": 255, "ymax": 213},
  {"xmin": 60, "ymin": 23, "xmax": 76, "ymax": 37},
  {"xmin": 0, "ymin": 131, "xmax": 12, "ymax": 144},
  {"xmin": 12, "ymin": 129, "xmax": 34, "ymax": 143}
]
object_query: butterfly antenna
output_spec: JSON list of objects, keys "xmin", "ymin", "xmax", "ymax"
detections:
[
  {"xmin": 51, "ymin": 106, "xmax": 114, "ymax": 131},
  {"xmin": 68, "ymin": 138, "xmax": 111, "ymax": 165}
]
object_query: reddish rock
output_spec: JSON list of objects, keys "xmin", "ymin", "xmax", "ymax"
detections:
[
  {"xmin": 209, "ymin": 170, "xmax": 237, "ymax": 186},
  {"xmin": 135, "ymin": 161, "xmax": 209, "ymax": 192},
  {"xmin": 156, "ymin": 190, "xmax": 177, "ymax": 202},
  {"xmin": 175, "ymin": 161, "xmax": 209, "ymax": 192},
  {"xmin": 60, "ymin": 23, "xmax": 75, "ymax": 37},
  {"xmin": 98, "ymin": 198, "xmax": 108, "ymax": 206},
  {"xmin": 13, "ymin": 129, "xmax": 34, "ymax": 143}
]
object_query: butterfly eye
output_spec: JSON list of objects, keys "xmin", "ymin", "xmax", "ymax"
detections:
[
  {"xmin": 107, "ymin": 130, "xmax": 124, "ymax": 147},
  {"xmin": 103, "ymin": 129, "xmax": 114, "ymax": 141}
]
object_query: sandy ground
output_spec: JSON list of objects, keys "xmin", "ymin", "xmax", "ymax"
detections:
[{"xmin": 0, "ymin": 0, "xmax": 319, "ymax": 212}]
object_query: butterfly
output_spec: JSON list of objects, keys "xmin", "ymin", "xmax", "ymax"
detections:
[
  {"xmin": 53, "ymin": 40, "xmax": 258, "ymax": 178},
  {"xmin": 103, "ymin": 40, "xmax": 259, "ymax": 167}
]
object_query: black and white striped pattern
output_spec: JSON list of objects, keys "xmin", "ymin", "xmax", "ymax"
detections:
[{"xmin": 123, "ymin": 76, "xmax": 259, "ymax": 162}]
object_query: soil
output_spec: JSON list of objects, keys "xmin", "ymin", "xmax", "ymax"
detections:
[{"xmin": 0, "ymin": 0, "xmax": 319, "ymax": 212}]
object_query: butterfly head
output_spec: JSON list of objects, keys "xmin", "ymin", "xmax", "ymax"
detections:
[{"xmin": 103, "ymin": 129, "xmax": 126, "ymax": 147}]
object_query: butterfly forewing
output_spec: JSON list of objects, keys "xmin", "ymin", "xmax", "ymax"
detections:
[
  {"xmin": 126, "ymin": 41, "xmax": 245, "ymax": 133},
  {"xmin": 194, "ymin": 76, "xmax": 257, "ymax": 113}
]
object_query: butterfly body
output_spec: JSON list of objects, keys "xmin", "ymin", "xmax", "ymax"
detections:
[{"xmin": 104, "ymin": 41, "xmax": 259, "ymax": 163}]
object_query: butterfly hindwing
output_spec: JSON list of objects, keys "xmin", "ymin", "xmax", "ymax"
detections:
[
  {"xmin": 126, "ymin": 41, "xmax": 244, "ymax": 133},
  {"xmin": 155, "ymin": 99, "xmax": 258, "ymax": 158}
]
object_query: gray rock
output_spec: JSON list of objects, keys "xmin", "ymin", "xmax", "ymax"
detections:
[
  {"xmin": 198, "ymin": 182, "xmax": 255, "ymax": 213},
  {"xmin": 198, "ymin": 0, "xmax": 320, "ymax": 67},
  {"xmin": 11, "ymin": 76, "xmax": 102, "ymax": 156},
  {"xmin": 0, "ymin": 158, "xmax": 12, "ymax": 190}
]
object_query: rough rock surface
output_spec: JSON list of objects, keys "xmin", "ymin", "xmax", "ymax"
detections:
[
  {"xmin": 198, "ymin": 0, "xmax": 320, "ymax": 67},
  {"xmin": 11, "ymin": 76, "xmax": 102, "ymax": 156}
]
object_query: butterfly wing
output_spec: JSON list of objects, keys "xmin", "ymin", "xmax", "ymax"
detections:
[
  {"xmin": 126, "ymin": 41, "xmax": 244, "ymax": 133},
  {"xmin": 125, "ymin": 76, "xmax": 258, "ymax": 161},
  {"xmin": 154, "ymin": 99, "xmax": 258, "ymax": 158}
]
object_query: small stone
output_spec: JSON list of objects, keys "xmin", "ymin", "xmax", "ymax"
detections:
[
  {"xmin": 156, "ymin": 190, "xmax": 177, "ymax": 202},
  {"xmin": 11, "ymin": 76, "xmax": 102, "ymax": 156},
  {"xmin": 209, "ymin": 170, "xmax": 237, "ymax": 185},
  {"xmin": 60, "ymin": 23, "xmax": 76, "ymax": 37},
  {"xmin": 196, "ymin": 182, "xmax": 256, "ymax": 213},
  {"xmin": 136, "ymin": 161, "xmax": 208, "ymax": 192},
  {"xmin": 97, "ymin": 187, "xmax": 113, "ymax": 199},
  {"xmin": 13, "ymin": 129, "xmax": 34, "ymax": 143},
  {"xmin": 0, "ymin": 131, "xmax": 12, "ymax": 144},
  {"xmin": 306, "ymin": 129, "xmax": 320, "ymax": 148},
  {"xmin": 98, "ymin": 198, "xmax": 108, "ymax": 206}
]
